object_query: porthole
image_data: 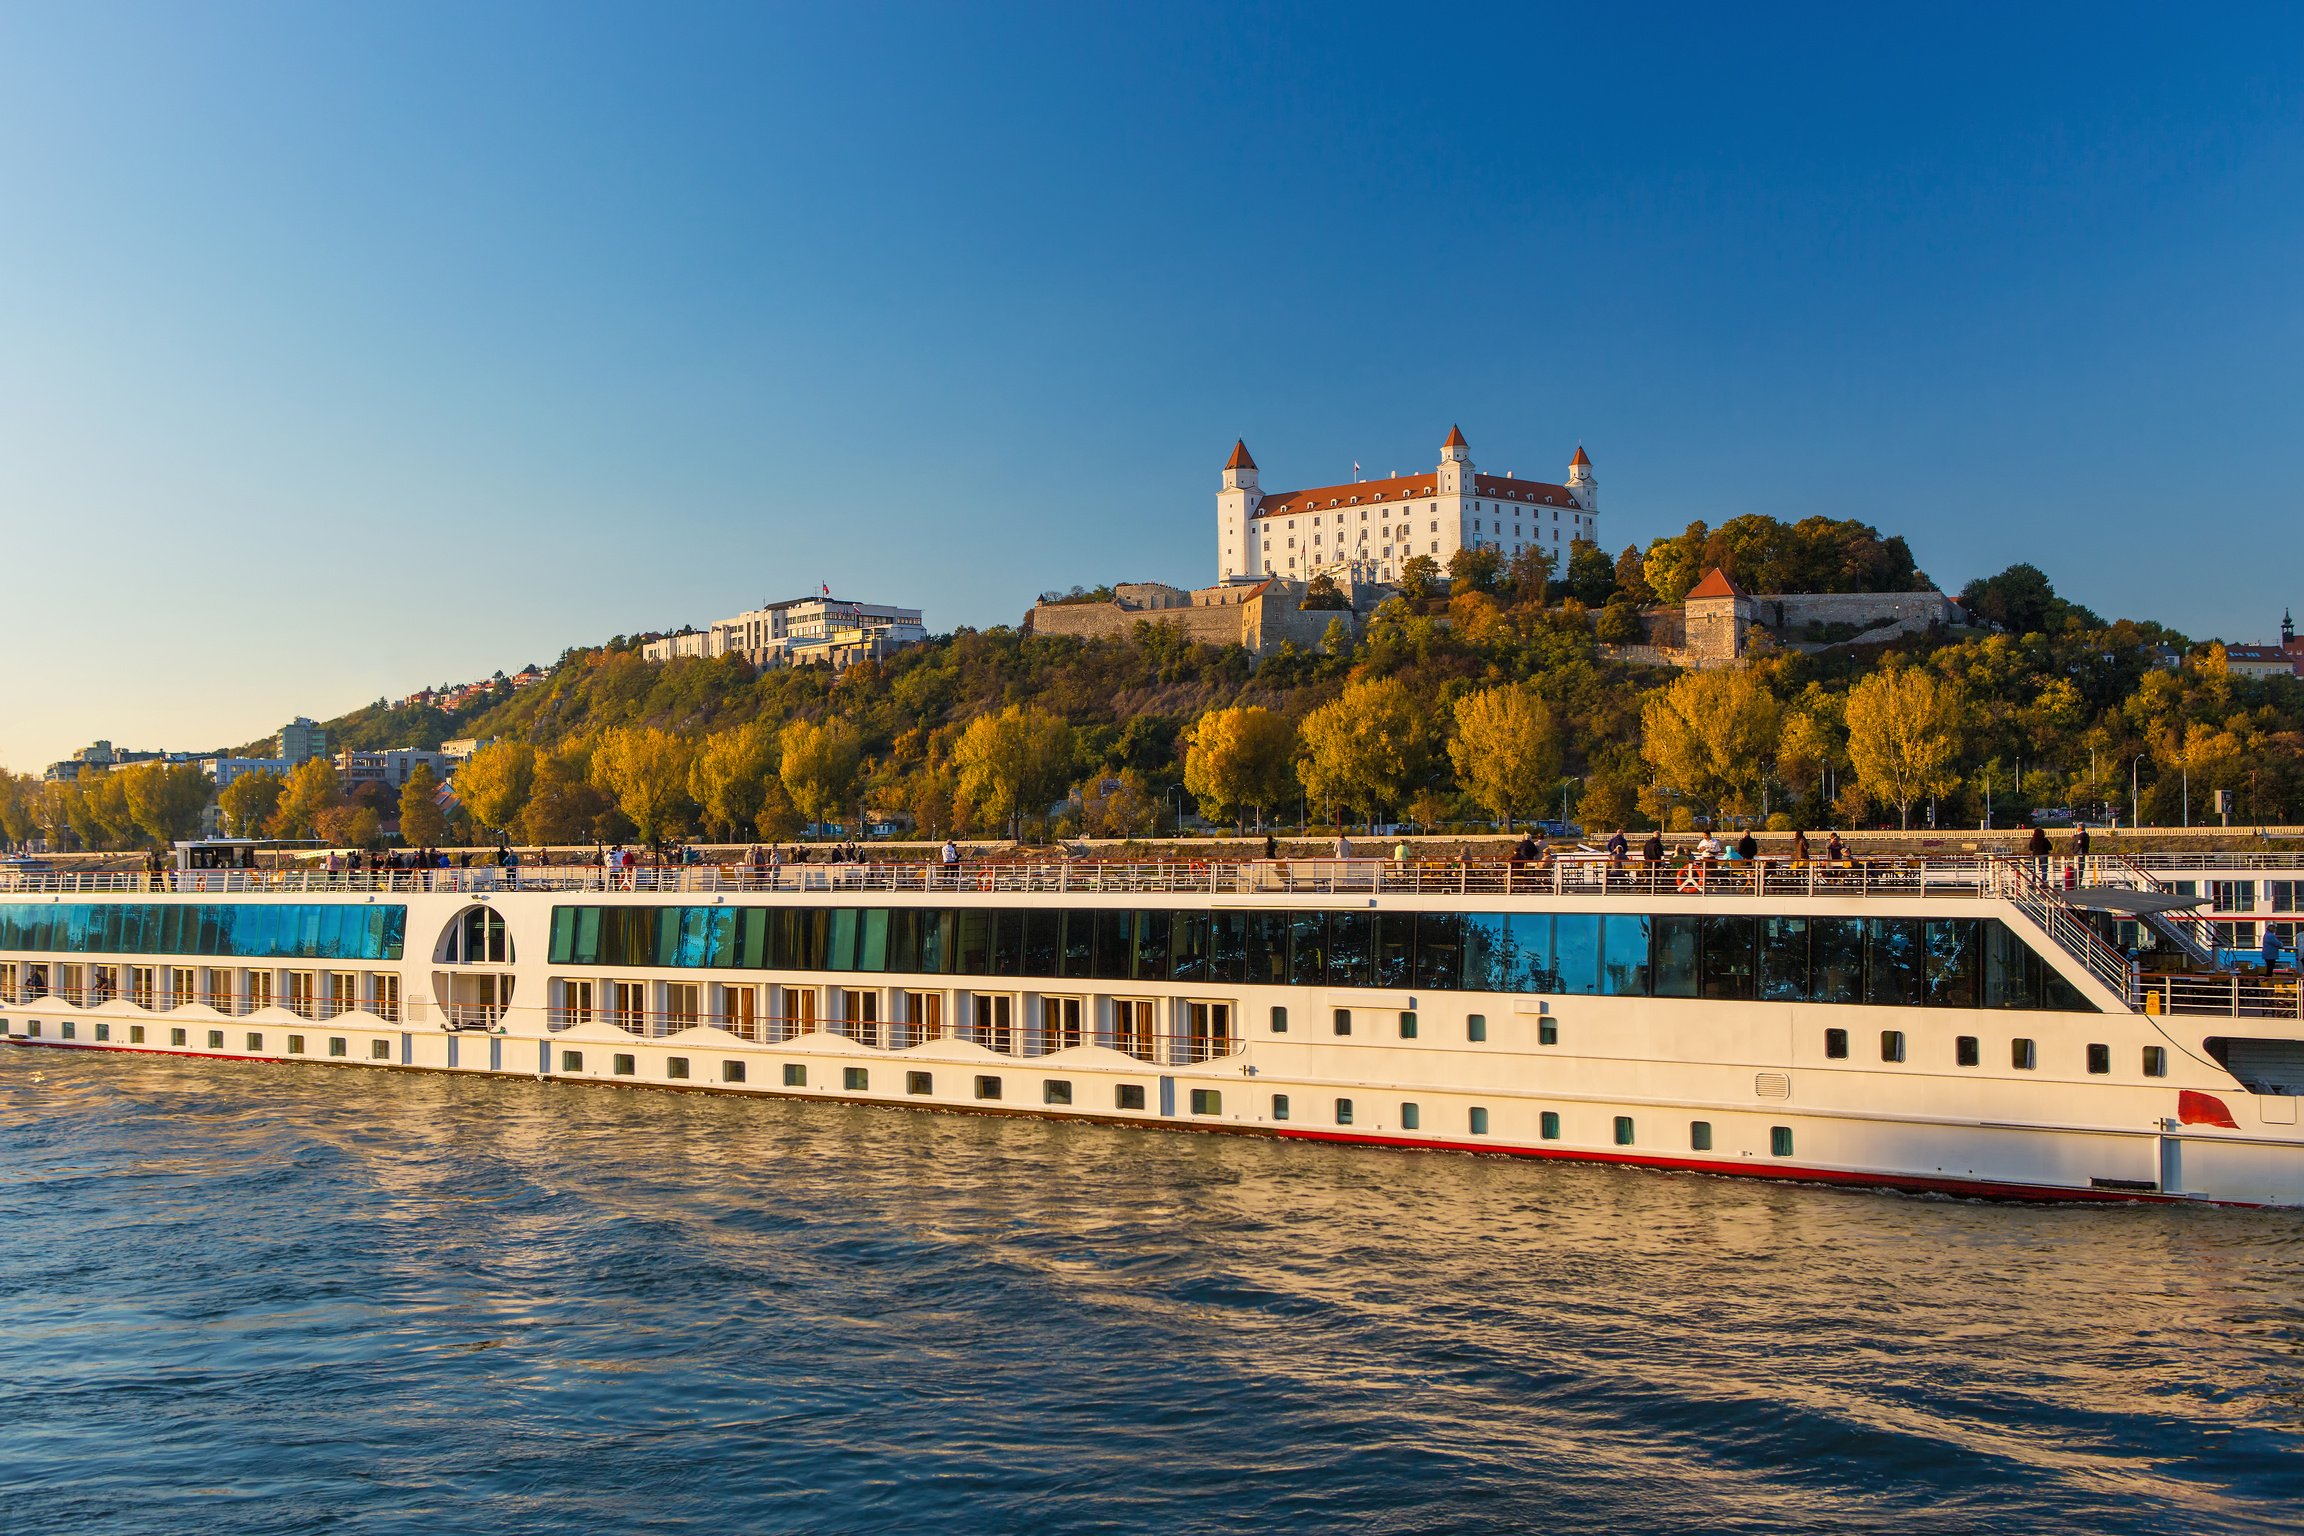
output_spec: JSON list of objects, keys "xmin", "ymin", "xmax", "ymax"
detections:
[
  {"xmin": 1467, "ymin": 1014, "xmax": 1487, "ymax": 1043},
  {"xmin": 843, "ymin": 1067, "xmax": 868, "ymax": 1091},
  {"xmin": 1190, "ymin": 1089, "xmax": 1221, "ymax": 1116},
  {"xmin": 723, "ymin": 1060, "xmax": 747, "ymax": 1083},
  {"xmin": 907, "ymin": 1071, "xmax": 933, "ymax": 1095},
  {"xmin": 1272, "ymin": 1093, "xmax": 1291, "ymax": 1121},
  {"xmin": 1771, "ymin": 1126, "xmax": 1795, "ymax": 1157},
  {"xmin": 1613, "ymin": 1116, "xmax": 1635, "ymax": 1146},
  {"xmin": 560, "ymin": 1050, "xmax": 583, "ymax": 1072},
  {"xmin": 667, "ymin": 1057, "xmax": 691, "ymax": 1080},
  {"xmin": 1690, "ymin": 1120, "xmax": 1713, "ymax": 1151},
  {"xmin": 1400, "ymin": 1102, "xmax": 1420, "ymax": 1130},
  {"xmin": 1539, "ymin": 1111, "xmax": 1561, "ymax": 1140},
  {"xmin": 975, "ymin": 1075, "xmax": 1002, "ymax": 1101},
  {"xmin": 614, "ymin": 1053, "xmax": 636, "ymax": 1076},
  {"xmin": 1335, "ymin": 1097, "xmax": 1354, "ymax": 1126},
  {"xmin": 1044, "ymin": 1079, "xmax": 1073, "ymax": 1106},
  {"xmin": 1468, "ymin": 1107, "xmax": 1489, "ymax": 1135},
  {"xmin": 1116, "ymin": 1083, "xmax": 1145, "ymax": 1110},
  {"xmin": 783, "ymin": 1063, "xmax": 806, "ymax": 1087}
]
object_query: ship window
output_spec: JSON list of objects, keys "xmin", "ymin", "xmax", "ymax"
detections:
[
  {"xmin": 1956, "ymin": 1035, "xmax": 1980, "ymax": 1067},
  {"xmin": 286, "ymin": 1034, "xmax": 303, "ymax": 1054},
  {"xmin": 614, "ymin": 1053, "xmax": 636, "ymax": 1076},
  {"xmin": 1400, "ymin": 1102, "xmax": 1420, "ymax": 1130},
  {"xmin": 1333, "ymin": 1008, "xmax": 1351, "ymax": 1036},
  {"xmin": 1335, "ymin": 1098, "xmax": 1354, "ymax": 1126},
  {"xmin": 2143, "ymin": 1047, "xmax": 2167, "ymax": 1077},
  {"xmin": 330, "ymin": 1037, "xmax": 347, "ymax": 1057},
  {"xmin": 1539, "ymin": 1018, "xmax": 1558, "ymax": 1045},
  {"xmin": 1699, "ymin": 915, "xmax": 1756, "ymax": 1000},
  {"xmin": 560, "ymin": 1050, "xmax": 582, "ymax": 1072},
  {"xmin": 666, "ymin": 1057, "xmax": 690, "ymax": 1080},
  {"xmin": 1771, "ymin": 1126, "xmax": 1794, "ymax": 1157},
  {"xmin": 1044, "ymin": 1079, "xmax": 1072, "ymax": 1105},
  {"xmin": 1190, "ymin": 1089, "xmax": 1221, "ymax": 1115},
  {"xmin": 371, "ymin": 1039, "xmax": 390, "ymax": 1060},
  {"xmin": 1273, "ymin": 1093, "xmax": 1291, "ymax": 1120},
  {"xmin": 172, "ymin": 1027, "xmax": 187, "ymax": 1046},
  {"xmin": 207, "ymin": 1030, "xmax": 224, "ymax": 1049},
  {"xmin": 1880, "ymin": 1030, "xmax": 1905, "ymax": 1063},
  {"xmin": 2086, "ymin": 1043, "xmax": 2110, "ymax": 1075},
  {"xmin": 975, "ymin": 1075, "xmax": 1002, "ymax": 1100},
  {"xmin": 1613, "ymin": 1116, "xmax": 1635, "ymax": 1146},
  {"xmin": 1399, "ymin": 1011, "xmax": 1417, "ymax": 1040},
  {"xmin": 1652, "ymin": 916, "xmax": 1698, "ymax": 997},
  {"xmin": 130, "ymin": 1025, "xmax": 145, "ymax": 1044},
  {"xmin": 1865, "ymin": 920, "xmax": 1925, "ymax": 1007},
  {"xmin": 1270, "ymin": 1005, "xmax": 1287, "ymax": 1033},
  {"xmin": 1690, "ymin": 1120, "xmax": 1713, "ymax": 1151},
  {"xmin": 1760, "ymin": 917, "xmax": 1809, "ymax": 1000},
  {"xmin": 1469, "ymin": 1107, "xmax": 1489, "ymax": 1134},
  {"xmin": 844, "ymin": 1067, "xmax": 868, "ymax": 1090},
  {"xmin": 1540, "ymin": 1111, "xmax": 1561, "ymax": 1140},
  {"xmin": 1812, "ymin": 918, "xmax": 1863, "ymax": 1004},
  {"xmin": 95, "ymin": 1022, "xmax": 110, "ymax": 1042},
  {"xmin": 1117, "ymin": 1083, "xmax": 1145, "ymax": 1110},
  {"xmin": 722, "ymin": 1060, "xmax": 746, "ymax": 1083},
  {"xmin": 1926, "ymin": 919, "xmax": 1979, "ymax": 1007},
  {"xmin": 783, "ymin": 1063, "xmax": 806, "ymax": 1087},
  {"xmin": 908, "ymin": 1071, "xmax": 933, "ymax": 1095},
  {"xmin": 1467, "ymin": 1013, "xmax": 1486, "ymax": 1042},
  {"xmin": 1824, "ymin": 1028, "xmax": 1849, "ymax": 1059},
  {"xmin": 2012, "ymin": 1038, "xmax": 2037, "ymax": 1070}
]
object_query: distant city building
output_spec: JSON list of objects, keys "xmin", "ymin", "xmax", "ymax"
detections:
[
  {"xmin": 1216, "ymin": 426, "xmax": 1598, "ymax": 585},
  {"xmin": 336, "ymin": 748, "xmax": 450, "ymax": 792},
  {"xmin": 44, "ymin": 740, "xmax": 187, "ymax": 781},
  {"xmin": 2223, "ymin": 612, "xmax": 2304, "ymax": 680},
  {"xmin": 276, "ymin": 717, "xmax": 328, "ymax": 765},
  {"xmin": 439, "ymin": 738, "xmax": 491, "ymax": 762},
  {"xmin": 640, "ymin": 595, "xmax": 927, "ymax": 669},
  {"xmin": 198, "ymin": 756, "xmax": 292, "ymax": 788}
]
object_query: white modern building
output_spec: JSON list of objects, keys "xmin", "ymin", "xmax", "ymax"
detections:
[
  {"xmin": 641, "ymin": 595, "xmax": 927, "ymax": 669},
  {"xmin": 1216, "ymin": 427, "xmax": 1598, "ymax": 585},
  {"xmin": 197, "ymin": 756, "xmax": 293, "ymax": 789},
  {"xmin": 336, "ymin": 749, "xmax": 451, "ymax": 793}
]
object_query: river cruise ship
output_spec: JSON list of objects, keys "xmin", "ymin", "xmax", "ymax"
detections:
[{"xmin": 5, "ymin": 843, "xmax": 2301, "ymax": 1207}]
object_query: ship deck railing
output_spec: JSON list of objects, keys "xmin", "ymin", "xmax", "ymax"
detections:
[{"xmin": 4, "ymin": 855, "xmax": 2042, "ymax": 900}]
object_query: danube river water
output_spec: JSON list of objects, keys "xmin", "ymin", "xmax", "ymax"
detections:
[{"xmin": 2, "ymin": 1053, "xmax": 2301, "ymax": 1534}]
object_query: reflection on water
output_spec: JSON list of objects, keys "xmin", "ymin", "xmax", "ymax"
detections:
[{"xmin": 2, "ymin": 1053, "xmax": 2302, "ymax": 1534}]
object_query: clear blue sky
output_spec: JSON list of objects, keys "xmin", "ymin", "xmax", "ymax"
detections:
[{"xmin": 3, "ymin": 3, "xmax": 2299, "ymax": 772}]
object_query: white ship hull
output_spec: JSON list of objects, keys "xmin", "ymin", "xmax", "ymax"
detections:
[{"xmin": 6, "ymin": 860, "xmax": 2301, "ymax": 1207}]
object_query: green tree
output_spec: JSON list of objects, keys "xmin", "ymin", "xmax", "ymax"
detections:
[
  {"xmin": 1595, "ymin": 597, "xmax": 1645, "ymax": 644},
  {"xmin": 1446, "ymin": 545, "xmax": 1502, "ymax": 596},
  {"xmin": 590, "ymin": 726, "xmax": 697, "ymax": 843},
  {"xmin": 1561, "ymin": 538, "xmax": 1617, "ymax": 605},
  {"xmin": 1612, "ymin": 544, "xmax": 1656, "ymax": 604},
  {"xmin": 1503, "ymin": 544, "xmax": 1555, "ymax": 606},
  {"xmin": 121, "ymin": 762, "xmax": 212, "ymax": 847},
  {"xmin": 1448, "ymin": 684, "xmax": 1562, "ymax": 831},
  {"xmin": 952, "ymin": 705, "xmax": 1076, "ymax": 839},
  {"xmin": 521, "ymin": 749, "xmax": 614, "ymax": 847},
  {"xmin": 1397, "ymin": 554, "xmax": 1441, "ymax": 606},
  {"xmin": 778, "ymin": 718, "xmax": 864, "ymax": 832},
  {"xmin": 1297, "ymin": 676, "xmax": 1438, "ymax": 829},
  {"xmin": 456, "ymin": 741, "xmax": 535, "ymax": 837},
  {"xmin": 1080, "ymin": 769, "xmax": 1161, "ymax": 837},
  {"xmin": 217, "ymin": 769, "xmax": 286, "ymax": 838},
  {"xmin": 1639, "ymin": 666, "xmax": 1782, "ymax": 823},
  {"xmin": 690, "ymin": 721, "xmax": 778, "ymax": 841},
  {"xmin": 1181, "ymin": 705, "xmax": 1298, "ymax": 830},
  {"xmin": 1844, "ymin": 666, "xmax": 1965, "ymax": 829},
  {"xmin": 0, "ymin": 772, "xmax": 35, "ymax": 847},
  {"xmin": 398, "ymin": 763, "xmax": 450, "ymax": 847},
  {"xmin": 1775, "ymin": 709, "xmax": 1842, "ymax": 818},
  {"xmin": 269, "ymin": 758, "xmax": 344, "ymax": 839}
]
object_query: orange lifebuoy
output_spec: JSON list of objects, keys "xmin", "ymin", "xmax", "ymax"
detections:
[{"xmin": 1676, "ymin": 863, "xmax": 1706, "ymax": 894}]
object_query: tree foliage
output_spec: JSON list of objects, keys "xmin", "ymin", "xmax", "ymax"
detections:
[
  {"xmin": 217, "ymin": 769, "xmax": 286, "ymax": 839},
  {"xmin": 590, "ymin": 727, "xmax": 696, "ymax": 843},
  {"xmin": 1448, "ymin": 684, "xmax": 1562, "ymax": 830},
  {"xmin": 1639, "ymin": 667, "xmax": 1783, "ymax": 823},
  {"xmin": 1297, "ymin": 677, "xmax": 1438, "ymax": 828},
  {"xmin": 1181, "ymin": 705, "xmax": 1297, "ymax": 829},
  {"xmin": 398, "ymin": 763, "xmax": 449, "ymax": 847},
  {"xmin": 1845, "ymin": 665, "xmax": 1965, "ymax": 829},
  {"xmin": 456, "ymin": 741, "xmax": 536, "ymax": 836},
  {"xmin": 121, "ymin": 762, "xmax": 211, "ymax": 847}
]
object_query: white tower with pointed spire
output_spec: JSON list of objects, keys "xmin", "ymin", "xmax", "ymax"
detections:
[
  {"xmin": 1215, "ymin": 440, "xmax": 1262, "ymax": 581},
  {"xmin": 1567, "ymin": 445, "xmax": 1597, "ymax": 513}
]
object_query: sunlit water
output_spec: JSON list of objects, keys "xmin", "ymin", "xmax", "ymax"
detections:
[{"xmin": 2, "ymin": 1053, "xmax": 2301, "ymax": 1534}]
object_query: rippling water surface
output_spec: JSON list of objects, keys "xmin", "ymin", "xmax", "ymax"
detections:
[{"xmin": 3, "ymin": 1053, "xmax": 2302, "ymax": 1533}]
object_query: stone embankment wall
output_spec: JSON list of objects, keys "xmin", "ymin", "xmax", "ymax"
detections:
[{"xmin": 1027, "ymin": 588, "xmax": 1350, "ymax": 656}]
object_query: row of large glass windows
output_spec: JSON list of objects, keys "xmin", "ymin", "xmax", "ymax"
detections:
[
  {"xmin": 547, "ymin": 906, "xmax": 2095, "ymax": 1013},
  {"xmin": 0, "ymin": 904, "xmax": 408, "ymax": 963}
]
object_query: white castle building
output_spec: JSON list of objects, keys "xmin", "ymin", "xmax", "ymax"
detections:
[
  {"xmin": 640, "ymin": 594, "xmax": 926, "ymax": 670},
  {"xmin": 1216, "ymin": 426, "xmax": 1598, "ymax": 585}
]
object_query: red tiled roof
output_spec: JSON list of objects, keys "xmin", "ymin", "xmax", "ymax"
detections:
[
  {"xmin": 1248, "ymin": 471, "xmax": 1584, "ymax": 519},
  {"xmin": 1473, "ymin": 473, "xmax": 1578, "ymax": 504},
  {"xmin": 1249, "ymin": 473, "xmax": 1438, "ymax": 518},
  {"xmin": 1225, "ymin": 439, "xmax": 1256, "ymax": 472},
  {"xmin": 1444, "ymin": 424, "xmax": 1468, "ymax": 449},
  {"xmin": 1686, "ymin": 568, "xmax": 1746, "ymax": 600}
]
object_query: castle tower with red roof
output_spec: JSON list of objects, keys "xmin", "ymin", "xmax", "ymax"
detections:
[{"xmin": 1215, "ymin": 427, "xmax": 1599, "ymax": 585}]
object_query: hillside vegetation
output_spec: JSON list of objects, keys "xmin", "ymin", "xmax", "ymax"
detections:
[{"xmin": 5, "ymin": 515, "xmax": 2298, "ymax": 850}]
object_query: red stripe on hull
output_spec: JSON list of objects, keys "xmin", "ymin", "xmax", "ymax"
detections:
[{"xmin": 1, "ymin": 1038, "xmax": 2215, "ymax": 1205}]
